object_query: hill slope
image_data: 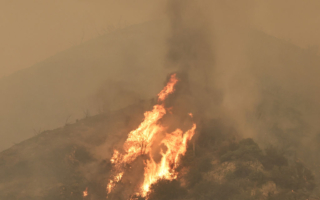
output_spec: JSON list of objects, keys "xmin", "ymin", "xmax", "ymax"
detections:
[
  {"xmin": 0, "ymin": 101, "xmax": 318, "ymax": 200},
  {"xmin": 0, "ymin": 100, "xmax": 153, "ymax": 199},
  {"xmin": 0, "ymin": 20, "xmax": 172, "ymax": 151},
  {"xmin": 1, "ymin": 20, "xmax": 319, "ymax": 183}
]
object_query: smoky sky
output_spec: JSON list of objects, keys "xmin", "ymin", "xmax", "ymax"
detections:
[
  {"xmin": 1, "ymin": 0, "xmax": 320, "ymax": 77},
  {"xmin": 0, "ymin": 0, "xmax": 165, "ymax": 76}
]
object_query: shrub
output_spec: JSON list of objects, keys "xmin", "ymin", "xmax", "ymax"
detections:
[
  {"xmin": 198, "ymin": 156, "xmax": 213, "ymax": 172},
  {"xmin": 192, "ymin": 180, "xmax": 239, "ymax": 200},
  {"xmin": 270, "ymin": 162, "xmax": 315, "ymax": 193},
  {"xmin": 147, "ymin": 179, "xmax": 187, "ymax": 200},
  {"xmin": 248, "ymin": 170, "xmax": 267, "ymax": 186},
  {"xmin": 74, "ymin": 146, "xmax": 95, "ymax": 164},
  {"xmin": 184, "ymin": 167, "xmax": 202, "ymax": 188},
  {"xmin": 261, "ymin": 146, "xmax": 288, "ymax": 170},
  {"xmin": 220, "ymin": 138, "xmax": 263, "ymax": 162},
  {"xmin": 233, "ymin": 163, "xmax": 253, "ymax": 179}
]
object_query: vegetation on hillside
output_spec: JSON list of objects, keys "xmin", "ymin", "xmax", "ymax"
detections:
[
  {"xmin": 131, "ymin": 119, "xmax": 317, "ymax": 200},
  {"xmin": 0, "ymin": 104, "xmax": 318, "ymax": 200}
]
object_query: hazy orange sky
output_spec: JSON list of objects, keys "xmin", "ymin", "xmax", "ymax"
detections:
[
  {"xmin": 0, "ymin": 0, "xmax": 165, "ymax": 77},
  {"xmin": 1, "ymin": 0, "xmax": 320, "ymax": 77}
]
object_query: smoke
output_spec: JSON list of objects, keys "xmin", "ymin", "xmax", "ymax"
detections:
[
  {"xmin": 1, "ymin": 0, "xmax": 320, "ymax": 198},
  {"xmin": 164, "ymin": 0, "xmax": 258, "ymax": 134},
  {"xmin": 166, "ymin": 0, "xmax": 213, "ymax": 81},
  {"xmin": 69, "ymin": 0, "xmax": 320, "ymax": 196},
  {"xmin": 164, "ymin": 0, "xmax": 320, "ymax": 192}
]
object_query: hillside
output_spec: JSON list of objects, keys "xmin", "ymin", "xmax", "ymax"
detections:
[
  {"xmin": 0, "ymin": 99, "xmax": 318, "ymax": 200},
  {"xmin": 0, "ymin": 100, "xmax": 153, "ymax": 199},
  {"xmin": 248, "ymin": 31, "xmax": 320, "ymax": 185},
  {"xmin": 1, "ymin": 19, "xmax": 320, "ymax": 155},
  {"xmin": 0, "ymin": 20, "xmax": 172, "ymax": 151},
  {"xmin": 1, "ymin": 18, "xmax": 320, "ymax": 199}
]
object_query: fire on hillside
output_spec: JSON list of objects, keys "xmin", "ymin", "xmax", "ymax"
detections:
[{"xmin": 103, "ymin": 73, "xmax": 196, "ymax": 199}]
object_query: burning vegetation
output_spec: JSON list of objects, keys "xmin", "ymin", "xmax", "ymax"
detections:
[
  {"xmin": 87, "ymin": 74, "xmax": 316, "ymax": 200},
  {"xmin": 0, "ymin": 1, "xmax": 319, "ymax": 199},
  {"xmin": 0, "ymin": 72, "xmax": 317, "ymax": 200},
  {"xmin": 106, "ymin": 74, "xmax": 196, "ymax": 198}
]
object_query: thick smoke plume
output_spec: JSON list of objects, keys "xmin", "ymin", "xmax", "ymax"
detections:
[
  {"xmin": 165, "ymin": 0, "xmax": 320, "ymax": 194},
  {"xmin": 163, "ymin": 0, "xmax": 256, "ymax": 133},
  {"xmin": 48, "ymin": 0, "xmax": 320, "ymax": 198}
]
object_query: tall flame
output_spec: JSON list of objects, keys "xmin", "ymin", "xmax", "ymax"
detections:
[
  {"xmin": 107, "ymin": 74, "xmax": 196, "ymax": 198},
  {"xmin": 157, "ymin": 73, "xmax": 178, "ymax": 102}
]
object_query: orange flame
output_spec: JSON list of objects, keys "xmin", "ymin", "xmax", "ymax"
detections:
[
  {"xmin": 107, "ymin": 73, "xmax": 196, "ymax": 198},
  {"xmin": 83, "ymin": 187, "xmax": 88, "ymax": 197},
  {"xmin": 157, "ymin": 73, "xmax": 178, "ymax": 102},
  {"xmin": 142, "ymin": 123, "xmax": 196, "ymax": 196}
]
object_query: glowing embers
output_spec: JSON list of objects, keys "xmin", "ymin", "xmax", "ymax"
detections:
[{"xmin": 107, "ymin": 74, "xmax": 196, "ymax": 198}]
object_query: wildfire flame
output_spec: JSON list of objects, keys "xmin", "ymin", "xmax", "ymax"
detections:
[
  {"xmin": 107, "ymin": 74, "xmax": 196, "ymax": 198},
  {"xmin": 83, "ymin": 187, "xmax": 88, "ymax": 197},
  {"xmin": 157, "ymin": 73, "xmax": 178, "ymax": 102}
]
